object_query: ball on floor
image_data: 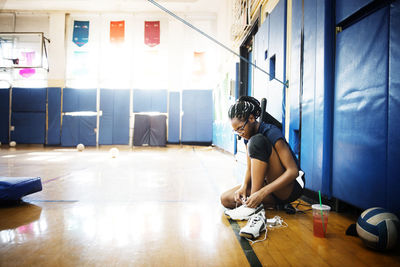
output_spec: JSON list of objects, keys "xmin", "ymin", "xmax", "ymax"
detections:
[
  {"xmin": 9, "ymin": 141, "xmax": 16, "ymax": 147},
  {"xmin": 110, "ymin": 147, "xmax": 119, "ymax": 158},
  {"xmin": 76, "ymin": 143, "xmax": 85, "ymax": 151},
  {"xmin": 356, "ymin": 207, "xmax": 399, "ymax": 250}
]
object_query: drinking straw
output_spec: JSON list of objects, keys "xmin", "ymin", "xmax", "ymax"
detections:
[{"xmin": 318, "ymin": 190, "xmax": 326, "ymax": 235}]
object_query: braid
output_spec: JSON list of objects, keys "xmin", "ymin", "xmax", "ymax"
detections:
[{"xmin": 228, "ymin": 96, "xmax": 261, "ymax": 120}]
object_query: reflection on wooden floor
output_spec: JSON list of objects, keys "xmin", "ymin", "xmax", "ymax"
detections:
[{"xmin": 0, "ymin": 145, "xmax": 399, "ymax": 267}]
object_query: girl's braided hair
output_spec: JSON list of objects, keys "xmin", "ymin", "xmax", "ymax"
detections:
[{"xmin": 228, "ymin": 96, "xmax": 261, "ymax": 121}]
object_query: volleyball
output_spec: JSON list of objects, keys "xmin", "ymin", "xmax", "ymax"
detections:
[
  {"xmin": 110, "ymin": 147, "xmax": 119, "ymax": 158},
  {"xmin": 356, "ymin": 207, "xmax": 399, "ymax": 250},
  {"xmin": 77, "ymin": 143, "xmax": 85, "ymax": 151}
]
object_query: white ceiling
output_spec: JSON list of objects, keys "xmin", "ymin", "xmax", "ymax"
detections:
[{"xmin": 0, "ymin": 0, "xmax": 219, "ymax": 14}]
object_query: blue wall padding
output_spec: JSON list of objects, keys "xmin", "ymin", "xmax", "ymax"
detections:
[
  {"xmin": 168, "ymin": 91, "xmax": 180, "ymax": 143},
  {"xmin": 61, "ymin": 116, "xmax": 96, "ymax": 146},
  {"xmin": 181, "ymin": 90, "xmax": 213, "ymax": 143},
  {"xmin": 335, "ymin": 0, "xmax": 374, "ymax": 24},
  {"xmin": 12, "ymin": 88, "xmax": 46, "ymax": 112},
  {"xmin": 253, "ymin": 15, "xmax": 269, "ymax": 105},
  {"xmin": 62, "ymin": 88, "xmax": 97, "ymax": 112},
  {"xmin": 289, "ymin": 0, "xmax": 302, "ymax": 156},
  {"xmin": 387, "ymin": 1, "xmax": 400, "ymax": 215},
  {"xmin": 0, "ymin": 89, "xmax": 9, "ymax": 143},
  {"xmin": 252, "ymin": 0, "xmax": 285, "ymax": 128},
  {"xmin": 10, "ymin": 88, "xmax": 46, "ymax": 144},
  {"xmin": 268, "ymin": 0, "xmax": 286, "ymax": 126},
  {"xmin": 133, "ymin": 89, "xmax": 167, "ymax": 113},
  {"xmin": 133, "ymin": 114, "xmax": 151, "ymax": 146},
  {"xmin": 113, "ymin": 90, "xmax": 130, "ymax": 144},
  {"xmin": 99, "ymin": 89, "xmax": 130, "ymax": 145},
  {"xmin": 47, "ymin": 87, "xmax": 61, "ymax": 145},
  {"xmin": 99, "ymin": 89, "xmax": 113, "ymax": 144},
  {"xmin": 332, "ymin": 7, "xmax": 389, "ymax": 209},
  {"xmin": 301, "ymin": 0, "xmax": 317, "ymax": 193},
  {"xmin": 149, "ymin": 115, "xmax": 166, "ymax": 146},
  {"xmin": 212, "ymin": 121, "xmax": 235, "ymax": 154},
  {"xmin": 11, "ymin": 113, "xmax": 45, "ymax": 144},
  {"xmin": 298, "ymin": 0, "xmax": 334, "ymax": 197}
]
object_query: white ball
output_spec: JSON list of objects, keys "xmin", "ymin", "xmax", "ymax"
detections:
[
  {"xmin": 9, "ymin": 141, "xmax": 16, "ymax": 147},
  {"xmin": 110, "ymin": 147, "xmax": 119, "ymax": 158},
  {"xmin": 357, "ymin": 207, "xmax": 399, "ymax": 250},
  {"xmin": 77, "ymin": 143, "xmax": 85, "ymax": 151}
]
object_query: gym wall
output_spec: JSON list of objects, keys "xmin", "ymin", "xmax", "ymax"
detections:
[{"xmin": 289, "ymin": 0, "xmax": 400, "ymax": 214}]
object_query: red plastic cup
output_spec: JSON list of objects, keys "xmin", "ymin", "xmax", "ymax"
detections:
[{"xmin": 312, "ymin": 204, "xmax": 331, "ymax": 238}]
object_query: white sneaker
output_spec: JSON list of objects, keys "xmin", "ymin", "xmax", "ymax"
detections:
[
  {"xmin": 225, "ymin": 204, "xmax": 264, "ymax": 220},
  {"xmin": 239, "ymin": 210, "xmax": 267, "ymax": 239}
]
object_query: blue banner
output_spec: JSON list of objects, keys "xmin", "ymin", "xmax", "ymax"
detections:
[{"xmin": 73, "ymin": 21, "xmax": 89, "ymax": 47}]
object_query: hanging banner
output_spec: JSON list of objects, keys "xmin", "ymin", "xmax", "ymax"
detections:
[
  {"xmin": 144, "ymin": 21, "xmax": 160, "ymax": 47},
  {"xmin": 193, "ymin": 51, "xmax": 206, "ymax": 76},
  {"xmin": 110, "ymin": 20, "xmax": 125, "ymax": 43},
  {"xmin": 73, "ymin": 20, "xmax": 90, "ymax": 47}
]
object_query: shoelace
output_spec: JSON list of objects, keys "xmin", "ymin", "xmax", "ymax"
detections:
[{"xmin": 267, "ymin": 215, "xmax": 288, "ymax": 229}]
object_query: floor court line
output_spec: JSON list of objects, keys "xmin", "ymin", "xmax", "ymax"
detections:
[{"xmin": 228, "ymin": 218, "xmax": 263, "ymax": 267}]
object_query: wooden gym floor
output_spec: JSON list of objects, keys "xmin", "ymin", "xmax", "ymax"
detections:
[{"xmin": 0, "ymin": 145, "xmax": 399, "ymax": 267}]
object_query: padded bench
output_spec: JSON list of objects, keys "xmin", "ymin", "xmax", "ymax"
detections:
[{"xmin": 0, "ymin": 177, "xmax": 42, "ymax": 202}]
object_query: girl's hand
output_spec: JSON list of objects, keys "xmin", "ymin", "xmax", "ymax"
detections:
[
  {"xmin": 245, "ymin": 190, "xmax": 264, "ymax": 208},
  {"xmin": 234, "ymin": 186, "xmax": 247, "ymax": 204}
]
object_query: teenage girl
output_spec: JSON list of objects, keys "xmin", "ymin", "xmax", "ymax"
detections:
[{"xmin": 220, "ymin": 96, "xmax": 304, "ymax": 209}]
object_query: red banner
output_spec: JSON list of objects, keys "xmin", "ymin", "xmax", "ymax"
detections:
[
  {"xmin": 110, "ymin": 20, "xmax": 125, "ymax": 43},
  {"xmin": 144, "ymin": 21, "xmax": 160, "ymax": 47}
]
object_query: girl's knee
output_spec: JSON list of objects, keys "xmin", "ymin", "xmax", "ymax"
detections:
[{"xmin": 220, "ymin": 191, "xmax": 234, "ymax": 209}]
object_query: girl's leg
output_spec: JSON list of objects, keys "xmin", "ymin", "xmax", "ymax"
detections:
[{"xmin": 250, "ymin": 158, "xmax": 276, "ymax": 208}]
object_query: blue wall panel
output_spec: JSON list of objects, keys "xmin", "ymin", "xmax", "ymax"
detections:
[
  {"xmin": 62, "ymin": 88, "xmax": 97, "ymax": 146},
  {"xmin": 11, "ymin": 113, "xmax": 45, "ymax": 144},
  {"xmin": 336, "ymin": 0, "xmax": 374, "ymax": 24},
  {"xmin": 266, "ymin": 0, "xmax": 286, "ymax": 124},
  {"xmin": 289, "ymin": 0, "xmax": 302, "ymax": 158},
  {"xmin": 12, "ymin": 88, "xmax": 46, "ymax": 112},
  {"xmin": 63, "ymin": 88, "xmax": 97, "ymax": 112},
  {"xmin": 181, "ymin": 90, "xmax": 212, "ymax": 143},
  {"xmin": 11, "ymin": 88, "xmax": 46, "ymax": 144},
  {"xmin": 61, "ymin": 116, "xmax": 79, "ymax": 146},
  {"xmin": 387, "ymin": 0, "xmax": 400, "ymax": 215},
  {"xmin": 112, "ymin": 90, "xmax": 130, "ymax": 144},
  {"xmin": 168, "ymin": 91, "xmax": 180, "ymax": 143},
  {"xmin": 0, "ymin": 89, "xmax": 9, "ymax": 143},
  {"xmin": 99, "ymin": 89, "xmax": 130, "ymax": 145},
  {"xmin": 47, "ymin": 87, "xmax": 61, "ymax": 145},
  {"xmin": 253, "ymin": 16, "xmax": 269, "ymax": 103},
  {"xmin": 99, "ymin": 89, "xmax": 114, "ymax": 144},
  {"xmin": 212, "ymin": 121, "xmax": 235, "ymax": 154},
  {"xmin": 298, "ymin": 0, "xmax": 334, "ymax": 197},
  {"xmin": 133, "ymin": 89, "xmax": 167, "ymax": 113},
  {"xmin": 332, "ymin": 7, "xmax": 389, "ymax": 209},
  {"xmin": 301, "ymin": 0, "xmax": 317, "ymax": 192},
  {"xmin": 61, "ymin": 116, "xmax": 96, "ymax": 146}
]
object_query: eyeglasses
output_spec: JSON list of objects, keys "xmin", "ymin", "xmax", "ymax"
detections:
[{"xmin": 233, "ymin": 120, "xmax": 248, "ymax": 134}]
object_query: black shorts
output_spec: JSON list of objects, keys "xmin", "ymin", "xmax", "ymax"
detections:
[{"xmin": 272, "ymin": 172, "xmax": 305, "ymax": 204}]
